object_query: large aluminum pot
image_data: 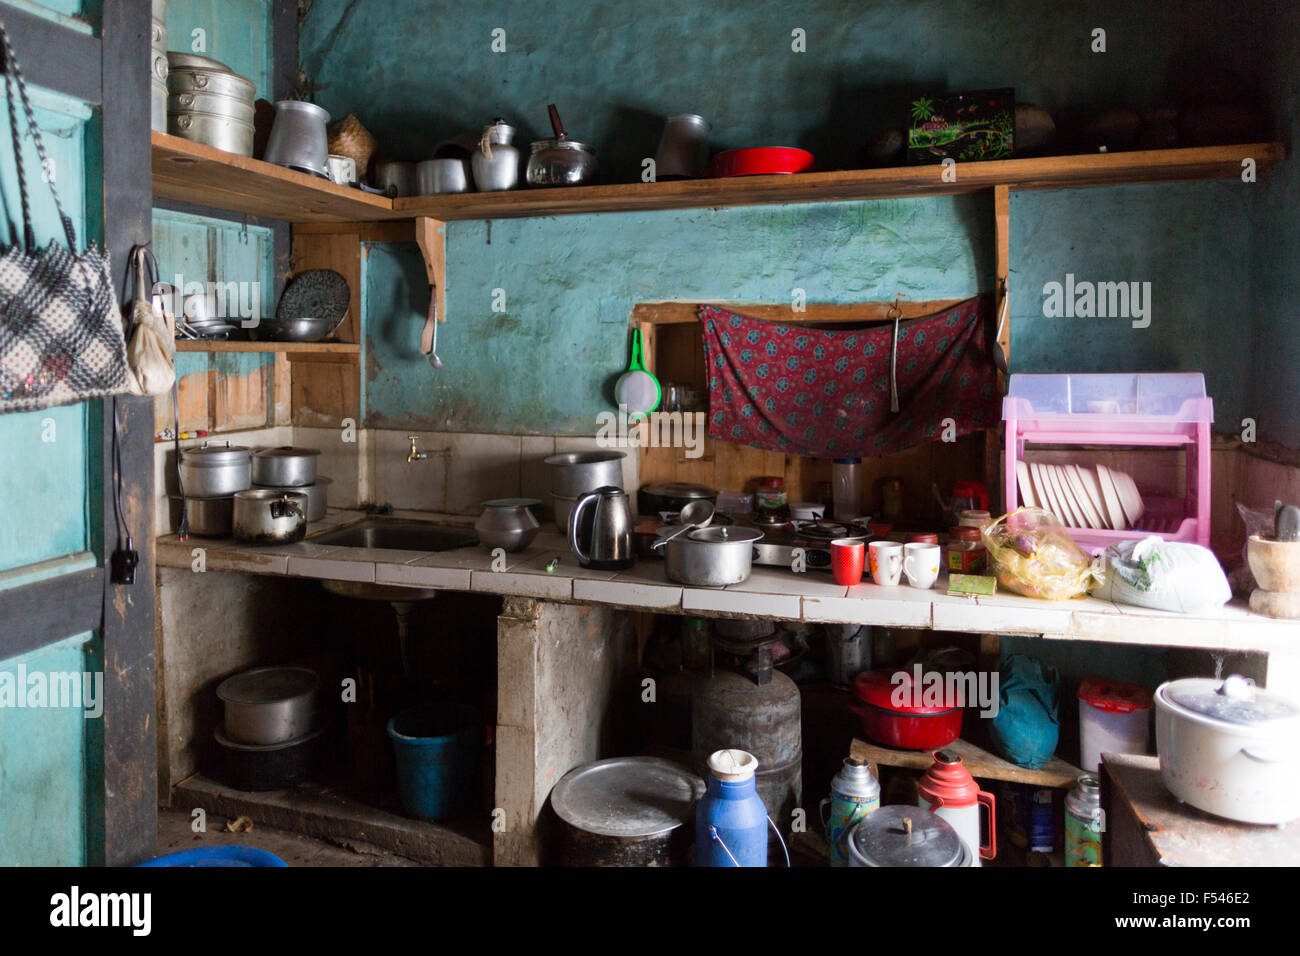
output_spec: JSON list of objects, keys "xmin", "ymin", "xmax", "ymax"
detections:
[
  {"xmin": 254, "ymin": 478, "xmax": 330, "ymax": 522},
  {"xmin": 264, "ymin": 100, "xmax": 331, "ymax": 177},
  {"xmin": 655, "ymin": 525, "xmax": 762, "ymax": 587},
  {"xmin": 171, "ymin": 494, "xmax": 234, "ymax": 537},
  {"xmin": 374, "ymin": 161, "xmax": 417, "ymax": 197},
  {"xmin": 846, "ymin": 805, "xmax": 973, "ymax": 867},
  {"xmin": 233, "ymin": 489, "xmax": 307, "ymax": 545},
  {"xmin": 168, "ymin": 89, "xmax": 255, "ymax": 124},
  {"xmin": 151, "ymin": 77, "xmax": 168, "ymax": 134},
  {"xmin": 416, "ymin": 158, "xmax": 470, "ymax": 195},
  {"xmin": 251, "ymin": 446, "xmax": 320, "ymax": 487},
  {"xmin": 178, "ymin": 441, "xmax": 252, "ymax": 498},
  {"xmin": 217, "ymin": 666, "xmax": 320, "ymax": 746},
  {"xmin": 1154, "ymin": 674, "xmax": 1300, "ymax": 824},
  {"xmin": 545, "ymin": 450, "xmax": 625, "ymax": 497},
  {"xmin": 169, "ymin": 109, "xmax": 254, "ymax": 156}
]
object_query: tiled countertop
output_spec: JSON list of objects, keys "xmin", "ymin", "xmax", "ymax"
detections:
[{"xmin": 155, "ymin": 509, "xmax": 1299, "ymax": 653}]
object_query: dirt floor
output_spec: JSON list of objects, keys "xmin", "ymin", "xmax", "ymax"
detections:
[{"xmin": 156, "ymin": 808, "xmax": 422, "ymax": 867}]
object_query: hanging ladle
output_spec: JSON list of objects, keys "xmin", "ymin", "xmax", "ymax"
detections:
[{"xmin": 651, "ymin": 498, "xmax": 715, "ymax": 550}]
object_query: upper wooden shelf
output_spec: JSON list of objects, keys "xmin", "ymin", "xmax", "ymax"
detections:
[
  {"xmin": 152, "ymin": 132, "xmax": 399, "ymax": 223},
  {"xmin": 174, "ymin": 340, "xmax": 359, "ymax": 355},
  {"xmin": 152, "ymin": 133, "xmax": 1284, "ymax": 225}
]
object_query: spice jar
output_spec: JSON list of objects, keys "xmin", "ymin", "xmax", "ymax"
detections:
[
  {"xmin": 946, "ymin": 525, "xmax": 987, "ymax": 573},
  {"xmin": 905, "ymin": 532, "xmax": 939, "ymax": 545},
  {"xmin": 959, "ymin": 509, "xmax": 992, "ymax": 529},
  {"xmin": 755, "ymin": 476, "xmax": 788, "ymax": 515}
]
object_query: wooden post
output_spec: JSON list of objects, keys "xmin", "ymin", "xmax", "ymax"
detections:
[{"xmin": 415, "ymin": 217, "xmax": 447, "ymax": 323}]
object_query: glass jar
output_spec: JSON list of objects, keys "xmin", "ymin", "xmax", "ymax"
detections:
[
  {"xmin": 879, "ymin": 477, "xmax": 903, "ymax": 521},
  {"xmin": 946, "ymin": 525, "xmax": 987, "ymax": 572},
  {"xmin": 832, "ymin": 457, "xmax": 863, "ymax": 520},
  {"xmin": 755, "ymin": 476, "xmax": 788, "ymax": 514}
]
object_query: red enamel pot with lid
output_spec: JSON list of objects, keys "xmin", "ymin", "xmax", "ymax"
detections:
[{"xmin": 850, "ymin": 668, "xmax": 964, "ymax": 750}]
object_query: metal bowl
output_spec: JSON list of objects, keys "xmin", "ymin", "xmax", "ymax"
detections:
[{"xmin": 250, "ymin": 314, "xmax": 347, "ymax": 342}]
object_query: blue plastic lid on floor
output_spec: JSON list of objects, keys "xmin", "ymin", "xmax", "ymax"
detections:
[{"xmin": 137, "ymin": 846, "xmax": 288, "ymax": 867}]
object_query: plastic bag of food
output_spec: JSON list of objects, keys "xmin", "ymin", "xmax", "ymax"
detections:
[
  {"xmin": 1092, "ymin": 536, "xmax": 1231, "ymax": 613},
  {"xmin": 981, "ymin": 508, "xmax": 1101, "ymax": 600}
]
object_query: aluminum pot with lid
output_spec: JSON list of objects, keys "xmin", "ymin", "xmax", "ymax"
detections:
[
  {"xmin": 179, "ymin": 441, "xmax": 252, "ymax": 498},
  {"xmin": 1155, "ymin": 674, "xmax": 1300, "ymax": 824},
  {"xmin": 254, "ymin": 477, "xmax": 330, "ymax": 522},
  {"xmin": 233, "ymin": 489, "xmax": 307, "ymax": 545},
  {"xmin": 263, "ymin": 100, "xmax": 331, "ymax": 177},
  {"xmin": 252, "ymin": 446, "xmax": 320, "ymax": 487},
  {"xmin": 217, "ymin": 665, "xmax": 321, "ymax": 746},
  {"xmin": 655, "ymin": 525, "xmax": 762, "ymax": 587},
  {"xmin": 170, "ymin": 494, "xmax": 235, "ymax": 537},
  {"xmin": 846, "ymin": 804, "xmax": 973, "ymax": 867}
]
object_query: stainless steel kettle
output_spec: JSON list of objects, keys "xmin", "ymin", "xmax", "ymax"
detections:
[{"xmin": 568, "ymin": 486, "xmax": 634, "ymax": 570}]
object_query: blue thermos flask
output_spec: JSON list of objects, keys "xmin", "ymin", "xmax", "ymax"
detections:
[{"xmin": 696, "ymin": 749, "xmax": 769, "ymax": 867}]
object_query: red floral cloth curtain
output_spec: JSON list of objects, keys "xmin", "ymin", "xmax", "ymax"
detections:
[{"xmin": 698, "ymin": 295, "xmax": 999, "ymax": 458}]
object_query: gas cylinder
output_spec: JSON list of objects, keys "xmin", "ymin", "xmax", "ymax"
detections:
[
  {"xmin": 917, "ymin": 750, "xmax": 996, "ymax": 866},
  {"xmin": 691, "ymin": 668, "xmax": 802, "ymax": 833},
  {"xmin": 821, "ymin": 756, "xmax": 880, "ymax": 867},
  {"xmin": 695, "ymin": 749, "xmax": 769, "ymax": 867}
]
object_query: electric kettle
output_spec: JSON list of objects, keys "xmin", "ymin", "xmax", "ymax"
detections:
[{"xmin": 568, "ymin": 486, "xmax": 634, "ymax": 570}]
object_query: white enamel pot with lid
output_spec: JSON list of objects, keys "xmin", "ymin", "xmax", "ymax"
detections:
[{"xmin": 1154, "ymin": 674, "xmax": 1300, "ymax": 825}]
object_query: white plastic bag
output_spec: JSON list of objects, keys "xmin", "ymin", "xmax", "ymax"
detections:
[
  {"xmin": 1093, "ymin": 536, "xmax": 1230, "ymax": 613},
  {"xmin": 124, "ymin": 246, "xmax": 175, "ymax": 397}
]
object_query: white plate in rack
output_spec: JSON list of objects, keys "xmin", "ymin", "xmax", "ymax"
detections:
[
  {"xmin": 1095, "ymin": 465, "xmax": 1128, "ymax": 530},
  {"xmin": 1065, "ymin": 464, "xmax": 1104, "ymax": 529},
  {"xmin": 1075, "ymin": 465, "xmax": 1111, "ymax": 529},
  {"xmin": 1112, "ymin": 469, "xmax": 1145, "ymax": 525},
  {"xmin": 1016, "ymin": 460, "xmax": 1037, "ymax": 509}
]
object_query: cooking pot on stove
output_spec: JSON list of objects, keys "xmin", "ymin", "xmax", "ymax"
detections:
[{"xmin": 655, "ymin": 525, "xmax": 763, "ymax": 587}]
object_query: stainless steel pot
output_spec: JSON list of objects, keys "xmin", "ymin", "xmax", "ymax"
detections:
[
  {"xmin": 167, "ymin": 89, "xmax": 255, "ymax": 124},
  {"xmin": 233, "ymin": 489, "xmax": 307, "ymax": 545},
  {"xmin": 166, "ymin": 67, "xmax": 255, "ymax": 100},
  {"xmin": 251, "ymin": 446, "xmax": 320, "ymax": 487},
  {"xmin": 655, "ymin": 113, "xmax": 711, "ymax": 179},
  {"xmin": 476, "ymin": 498, "xmax": 541, "ymax": 552},
  {"xmin": 178, "ymin": 441, "xmax": 252, "ymax": 498},
  {"xmin": 526, "ymin": 138, "xmax": 598, "ymax": 187},
  {"xmin": 416, "ymin": 158, "xmax": 470, "ymax": 195},
  {"xmin": 374, "ymin": 161, "xmax": 416, "ymax": 197},
  {"xmin": 655, "ymin": 525, "xmax": 762, "ymax": 587},
  {"xmin": 545, "ymin": 450, "xmax": 625, "ymax": 498},
  {"xmin": 638, "ymin": 481, "xmax": 717, "ymax": 516},
  {"xmin": 264, "ymin": 100, "xmax": 331, "ymax": 177},
  {"xmin": 255, "ymin": 477, "xmax": 330, "ymax": 522},
  {"xmin": 217, "ymin": 666, "xmax": 321, "ymax": 746},
  {"xmin": 169, "ymin": 109, "xmax": 254, "ymax": 156},
  {"xmin": 150, "ymin": 10, "xmax": 167, "ymax": 134},
  {"xmin": 171, "ymin": 494, "xmax": 234, "ymax": 537},
  {"xmin": 151, "ymin": 76, "xmax": 168, "ymax": 134}
]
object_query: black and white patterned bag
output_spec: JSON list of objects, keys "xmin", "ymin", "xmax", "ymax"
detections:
[{"xmin": 0, "ymin": 19, "xmax": 128, "ymax": 413}]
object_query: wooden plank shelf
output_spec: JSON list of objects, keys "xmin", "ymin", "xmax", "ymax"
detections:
[
  {"xmin": 174, "ymin": 339, "xmax": 359, "ymax": 355},
  {"xmin": 151, "ymin": 132, "xmax": 399, "ymax": 223},
  {"xmin": 850, "ymin": 736, "xmax": 1084, "ymax": 789},
  {"xmin": 153, "ymin": 134, "xmax": 1283, "ymax": 226}
]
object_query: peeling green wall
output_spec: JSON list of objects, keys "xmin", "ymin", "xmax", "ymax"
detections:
[{"xmin": 306, "ymin": 0, "xmax": 1288, "ymax": 441}]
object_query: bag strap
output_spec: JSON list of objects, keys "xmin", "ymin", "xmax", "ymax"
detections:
[{"xmin": 0, "ymin": 19, "xmax": 78, "ymax": 252}]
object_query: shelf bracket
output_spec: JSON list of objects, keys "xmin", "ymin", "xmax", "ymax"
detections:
[
  {"xmin": 415, "ymin": 217, "xmax": 446, "ymax": 324},
  {"xmin": 993, "ymin": 185, "xmax": 1010, "ymax": 368}
]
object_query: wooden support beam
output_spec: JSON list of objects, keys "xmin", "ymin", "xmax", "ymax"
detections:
[
  {"xmin": 415, "ymin": 217, "xmax": 447, "ymax": 323},
  {"xmin": 993, "ymin": 185, "xmax": 1011, "ymax": 367}
]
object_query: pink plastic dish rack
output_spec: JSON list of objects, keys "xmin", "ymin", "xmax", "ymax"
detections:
[{"xmin": 1002, "ymin": 372, "xmax": 1212, "ymax": 551}]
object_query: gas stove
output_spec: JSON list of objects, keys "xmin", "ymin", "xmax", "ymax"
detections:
[{"xmin": 749, "ymin": 519, "xmax": 871, "ymax": 571}]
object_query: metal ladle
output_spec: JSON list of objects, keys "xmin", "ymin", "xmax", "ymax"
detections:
[{"xmin": 651, "ymin": 498, "xmax": 715, "ymax": 549}]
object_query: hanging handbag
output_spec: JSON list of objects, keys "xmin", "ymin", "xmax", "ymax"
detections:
[
  {"xmin": 0, "ymin": 19, "xmax": 129, "ymax": 413},
  {"xmin": 124, "ymin": 246, "xmax": 176, "ymax": 396}
]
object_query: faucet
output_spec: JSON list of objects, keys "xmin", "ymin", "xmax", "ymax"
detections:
[{"xmin": 406, "ymin": 435, "xmax": 428, "ymax": 463}]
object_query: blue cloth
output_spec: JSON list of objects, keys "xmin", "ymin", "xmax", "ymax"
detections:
[{"xmin": 989, "ymin": 654, "xmax": 1061, "ymax": 769}]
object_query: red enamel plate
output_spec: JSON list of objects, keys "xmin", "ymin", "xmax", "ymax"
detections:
[{"xmin": 708, "ymin": 147, "xmax": 815, "ymax": 177}]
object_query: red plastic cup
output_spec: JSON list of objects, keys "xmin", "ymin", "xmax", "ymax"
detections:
[{"xmin": 830, "ymin": 538, "xmax": 865, "ymax": 586}]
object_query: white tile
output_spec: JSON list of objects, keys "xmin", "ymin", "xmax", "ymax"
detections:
[
  {"xmin": 470, "ymin": 568, "xmax": 572, "ymax": 600},
  {"xmin": 683, "ymin": 585, "xmax": 801, "ymax": 619},
  {"xmin": 371, "ymin": 429, "xmax": 449, "ymax": 512},
  {"xmin": 804, "ymin": 581, "xmax": 933, "ymax": 627},
  {"xmin": 513, "ymin": 550, "xmax": 621, "ymax": 581},
  {"xmin": 521, "ymin": 436, "xmax": 556, "ymax": 515},
  {"xmin": 577, "ymin": 562, "xmax": 682, "ymax": 609},
  {"xmin": 726, "ymin": 566, "xmax": 848, "ymax": 599},
  {"xmin": 375, "ymin": 561, "xmax": 472, "ymax": 591},
  {"xmin": 445, "ymin": 433, "xmax": 523, "ymax": 514},
  {"xmin": 287, "ymin": 555, "xmax": 374, "ymax": 581},
  {"xmin": 295, "ymin": 425, "xmax": 364, "ymax": 509},
  {"xmin": 931, "ymin": 591, "xmax": 1074, "ymax": 634}
]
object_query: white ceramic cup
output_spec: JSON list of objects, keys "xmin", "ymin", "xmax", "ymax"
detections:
[
  {"xmin": 903, "ymin": 542, "xmax": 941, "ymax": 589},
  {"xmin": 868, "ymin": 541, "xmax": 904, "ymax": 586}
]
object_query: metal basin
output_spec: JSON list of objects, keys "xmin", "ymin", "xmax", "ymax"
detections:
[{"xmin": 310, "ymin": 519, "xmax": 476, "ymax": 552}]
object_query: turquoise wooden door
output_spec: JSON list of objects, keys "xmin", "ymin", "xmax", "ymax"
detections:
[{"xmin": 0, "ymin": 1, "xmax": 153, "ymax": 866}]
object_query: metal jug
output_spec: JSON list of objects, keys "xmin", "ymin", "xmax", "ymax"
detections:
[
  {"xmin": 472, "ymin": 119, "xmax": 519, "ymax": 192},
  {"xmin": 568, "ymin": 486, "xmax": 633, "ymax": 570},
  {"xmin": 264, "ymin": 100, "xmax": 330, "ymax": 177}
]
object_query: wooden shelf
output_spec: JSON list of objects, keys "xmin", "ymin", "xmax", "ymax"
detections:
[
  {"xmin": 174, "ymin": 340, "xmax": 359, "ymax": 355},
  {"xmin": 850, "ymin": 736, "xmax": 1084, "ymax": 789},
  {"xmin": 396, "ymin": 142, "xmax": 1285, "ymax": 221},
  {"xmin": 151, "ymin": 132, "xmax": 399, "ymax": 223},
  {"xmin": 152, "ymin": 133, "xmax": 1283, "ymax": 225}
]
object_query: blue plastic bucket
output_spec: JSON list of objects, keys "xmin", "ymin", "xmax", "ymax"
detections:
[
  {"xmin": 138, "ymin": 846, "xmax": 287, "ymax": 867},
  {"xmin": 387, "ymin": 702, "xmax": 480, "ymax": 822}
]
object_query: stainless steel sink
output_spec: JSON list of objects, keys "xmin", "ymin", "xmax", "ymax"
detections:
[{"xmin": 310, "ymin": 518, "xmax": 477, "ymax": 552}]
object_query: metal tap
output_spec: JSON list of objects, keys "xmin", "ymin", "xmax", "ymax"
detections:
[{"xmin": 406, "ymin": 435, "xmax": 428, "ymax": 463}]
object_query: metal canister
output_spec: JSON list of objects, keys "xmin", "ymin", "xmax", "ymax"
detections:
[
  {"xmin": 1065, "ymin": 773, "xmax": 1103, "ymax": 867},
  {"xmin": 825, "ymin": 623, "xmax": 871, "ymax": 687},
  {"xmin": 821, "ymin": 756, "xmax": 880, "ymax": 866}
]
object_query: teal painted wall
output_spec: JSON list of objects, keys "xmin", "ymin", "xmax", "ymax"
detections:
[
  {"xmin": 0, "ymin": 61, "xmax": 99, "ymax": 864},
  {"xmin": 301, "ymin": 0, "xmax": 1288, "ymax": 440},
  {"xmin": 163, "ymin": 0, "xmax": 272, "ymax": 101}
]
